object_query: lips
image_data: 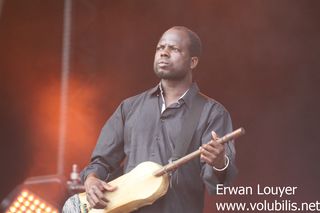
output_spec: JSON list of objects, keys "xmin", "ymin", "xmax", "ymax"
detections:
[{"xmin": 158, "ymin": 60, "xmax": 170, "ymax": 67}]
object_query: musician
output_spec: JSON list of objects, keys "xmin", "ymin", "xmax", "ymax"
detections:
[{"xmin": 63, "ymin": 26, "xmax": 237, "ymax": 213}]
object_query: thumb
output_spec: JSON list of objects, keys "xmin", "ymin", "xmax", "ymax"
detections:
[{"xmin": 211, "ymin": 131, "xmax": 218, "ymax": 140}]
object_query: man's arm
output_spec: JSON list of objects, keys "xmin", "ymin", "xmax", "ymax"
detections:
[
  {"xmin": 200, "ymin": 131, "xmax": 228, "ymax": 183},
  {"xmin": 200, "ymin": 105, "xmax": 238, "ymax": 194},
  {"xmin": 80, "ymin": 102, "xmax": 127, "ymax": 208}
]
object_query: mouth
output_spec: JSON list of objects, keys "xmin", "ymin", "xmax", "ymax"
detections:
[{"xmin": 158, "ymin": 61, "xmax": 170, "ymax": 67}]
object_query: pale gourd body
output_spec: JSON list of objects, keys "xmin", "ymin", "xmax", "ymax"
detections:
[{"xmin": 79, "ymin": 161, "xmax": 169, "ymax": 213}]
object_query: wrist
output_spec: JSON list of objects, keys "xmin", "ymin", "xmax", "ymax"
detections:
[
  {"xmin": 85, "ymin": 173, "xmax": 97, "ymax": 184},
  {"xmin": 212, "ymin": 155, "xmax": 229, "ymax": 172}
]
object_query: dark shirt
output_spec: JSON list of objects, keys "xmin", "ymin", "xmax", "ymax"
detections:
[{"xmin": 80, "ymin": 83, "xmax": 237, "ymax": 213}]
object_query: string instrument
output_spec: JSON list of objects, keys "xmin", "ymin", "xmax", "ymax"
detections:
[{"xmin": 78, "ymin": 128, "xmax": 245, "ymax": 213}]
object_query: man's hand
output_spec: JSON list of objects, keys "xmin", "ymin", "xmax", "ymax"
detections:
[
  {"xmin": 200, "ymin": 131, "xmax": 226, "ymax": 169},
  {"xmin": 84, "ymin": 174, "xmax": 117, "ymax": 209}
]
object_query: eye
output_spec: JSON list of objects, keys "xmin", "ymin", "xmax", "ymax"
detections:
[
  {"xmin": 156, "ymin": 45, "xmax": 164, "ymax": 51},
  {"xmin": 172, "ymin": 47, "xmax": 180, "ymax": 52}
]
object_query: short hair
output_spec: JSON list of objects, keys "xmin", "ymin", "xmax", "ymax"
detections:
[{"xmin": 169, "ymin": 26, "xmax": 202, "ymax": 58}]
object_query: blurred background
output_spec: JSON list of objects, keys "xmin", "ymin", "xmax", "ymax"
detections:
[{"xmin": 0, "ymin": 0, "xmax": 319, "ymax": 212}]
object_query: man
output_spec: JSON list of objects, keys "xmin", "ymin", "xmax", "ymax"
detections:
[{"xmin": 63, "ymin": 26, "xmax": 237, "ymax": 213}]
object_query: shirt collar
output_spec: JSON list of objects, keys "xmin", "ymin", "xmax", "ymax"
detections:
[
  {"xmin": 179, "ymin": 82, "xmax": 200, "ymax": 108},
  {"xmin": 148, "ymin": 84, "xmax": 161, "ymax": 96},
  {"xmin": 148, "ymin": 82, "xmax": 200, "ymax": 107}
]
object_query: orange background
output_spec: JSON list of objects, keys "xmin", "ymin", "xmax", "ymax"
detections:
[{"xmin": 1, "ymin": 0, "xmax": 319, "ymax": 211}]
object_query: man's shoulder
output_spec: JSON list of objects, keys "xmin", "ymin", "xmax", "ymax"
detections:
[
  {"xmin": 119, "ymin": 87, "xmax": 156, "ymax": 114},
  {"xmin": 122, "ymin": 87, "xmax": 154, "ymax": 105},
  {"xmin": 199, "ymin": 92, "xmax": 230, "ymax": 115}
]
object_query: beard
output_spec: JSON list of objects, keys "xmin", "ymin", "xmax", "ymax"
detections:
[{"xmin": 154, "ymin": 66, "xmax": 187, "ymax": 81}]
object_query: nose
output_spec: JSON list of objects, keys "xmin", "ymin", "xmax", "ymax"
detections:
[{"xmin": 160, "ymin": 47, "xmax": 170, "ymax": 58}]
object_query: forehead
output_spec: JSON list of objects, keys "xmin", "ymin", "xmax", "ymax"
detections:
[{"xmin": 157, "ymin": 29, "xmax": 190, "ymax": 47}]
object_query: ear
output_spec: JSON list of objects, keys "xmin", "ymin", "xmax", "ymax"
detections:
[{"xmin": 190, "ymin": 57, "xmax": 199, "ymax": 70}]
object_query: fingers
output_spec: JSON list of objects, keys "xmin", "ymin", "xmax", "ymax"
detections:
[
  {"xmin": 203, "ymin": 142, "xmax": 222, "ymax": 155},
  {"xmin": 102, "ymin": 182, "xmax": 117, "ymax": 192},
  {"xmin": 200, "ymin": 147, "xmax": 217, "ymax": 166},
  {"xmin": 200, "ymin": 144, "xmax": 223, "ymax": 166},
  {"xmin": 85, "ymin": 176, "xmax": 117, "ymax": 209},
  {"xmin": 87, "ymin": 185, "xmax": 108, "ymax": 209},
  {"xmin": 208, "ymin": 131, "xmax": 224, "ymax": 154},
  {"xmin": 200, "ymin": 131, "xmax": 226, "ymax": 167}
]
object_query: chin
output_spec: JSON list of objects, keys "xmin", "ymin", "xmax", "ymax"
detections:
[{"xmin": 155, "ymin": 69, "xmax": 185, "ymax": 81}]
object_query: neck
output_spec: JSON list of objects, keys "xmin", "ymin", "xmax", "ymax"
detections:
[{"xmin": 160, "ymin": 75, "xmax": 192, "ymax": 104}]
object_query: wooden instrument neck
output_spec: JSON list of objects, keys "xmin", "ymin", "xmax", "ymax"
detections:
[{"xmin": 153, "ymin": 128, "xmax": 245, "ymax": 177}]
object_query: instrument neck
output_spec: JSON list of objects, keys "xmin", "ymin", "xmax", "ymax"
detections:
[{"xmin": 153, "ymin": 128, "xmax": 245, "ymax": 177}]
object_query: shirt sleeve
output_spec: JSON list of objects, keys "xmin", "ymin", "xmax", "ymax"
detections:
[
  {"xmin": 200, "ymin": 104, "xmax": 238, "ymax": 195},
  {"xmin": 80, "ymin": 102, "xmax": 126, "ymax": 183}
]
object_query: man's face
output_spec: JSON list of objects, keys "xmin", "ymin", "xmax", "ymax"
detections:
[{"xmin": 153, "ymin": 29, "xmax": 192, "ymax": 80}]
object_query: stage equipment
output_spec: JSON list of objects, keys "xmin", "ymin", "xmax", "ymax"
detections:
[{"xmin": 1, "ymin": 175, "xmax": 68, "ymax": 213}]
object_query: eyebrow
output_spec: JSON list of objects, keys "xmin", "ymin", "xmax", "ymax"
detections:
[{"xmin": 157, "ymin": 43, "xmax": 179, "ymax": 48}]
